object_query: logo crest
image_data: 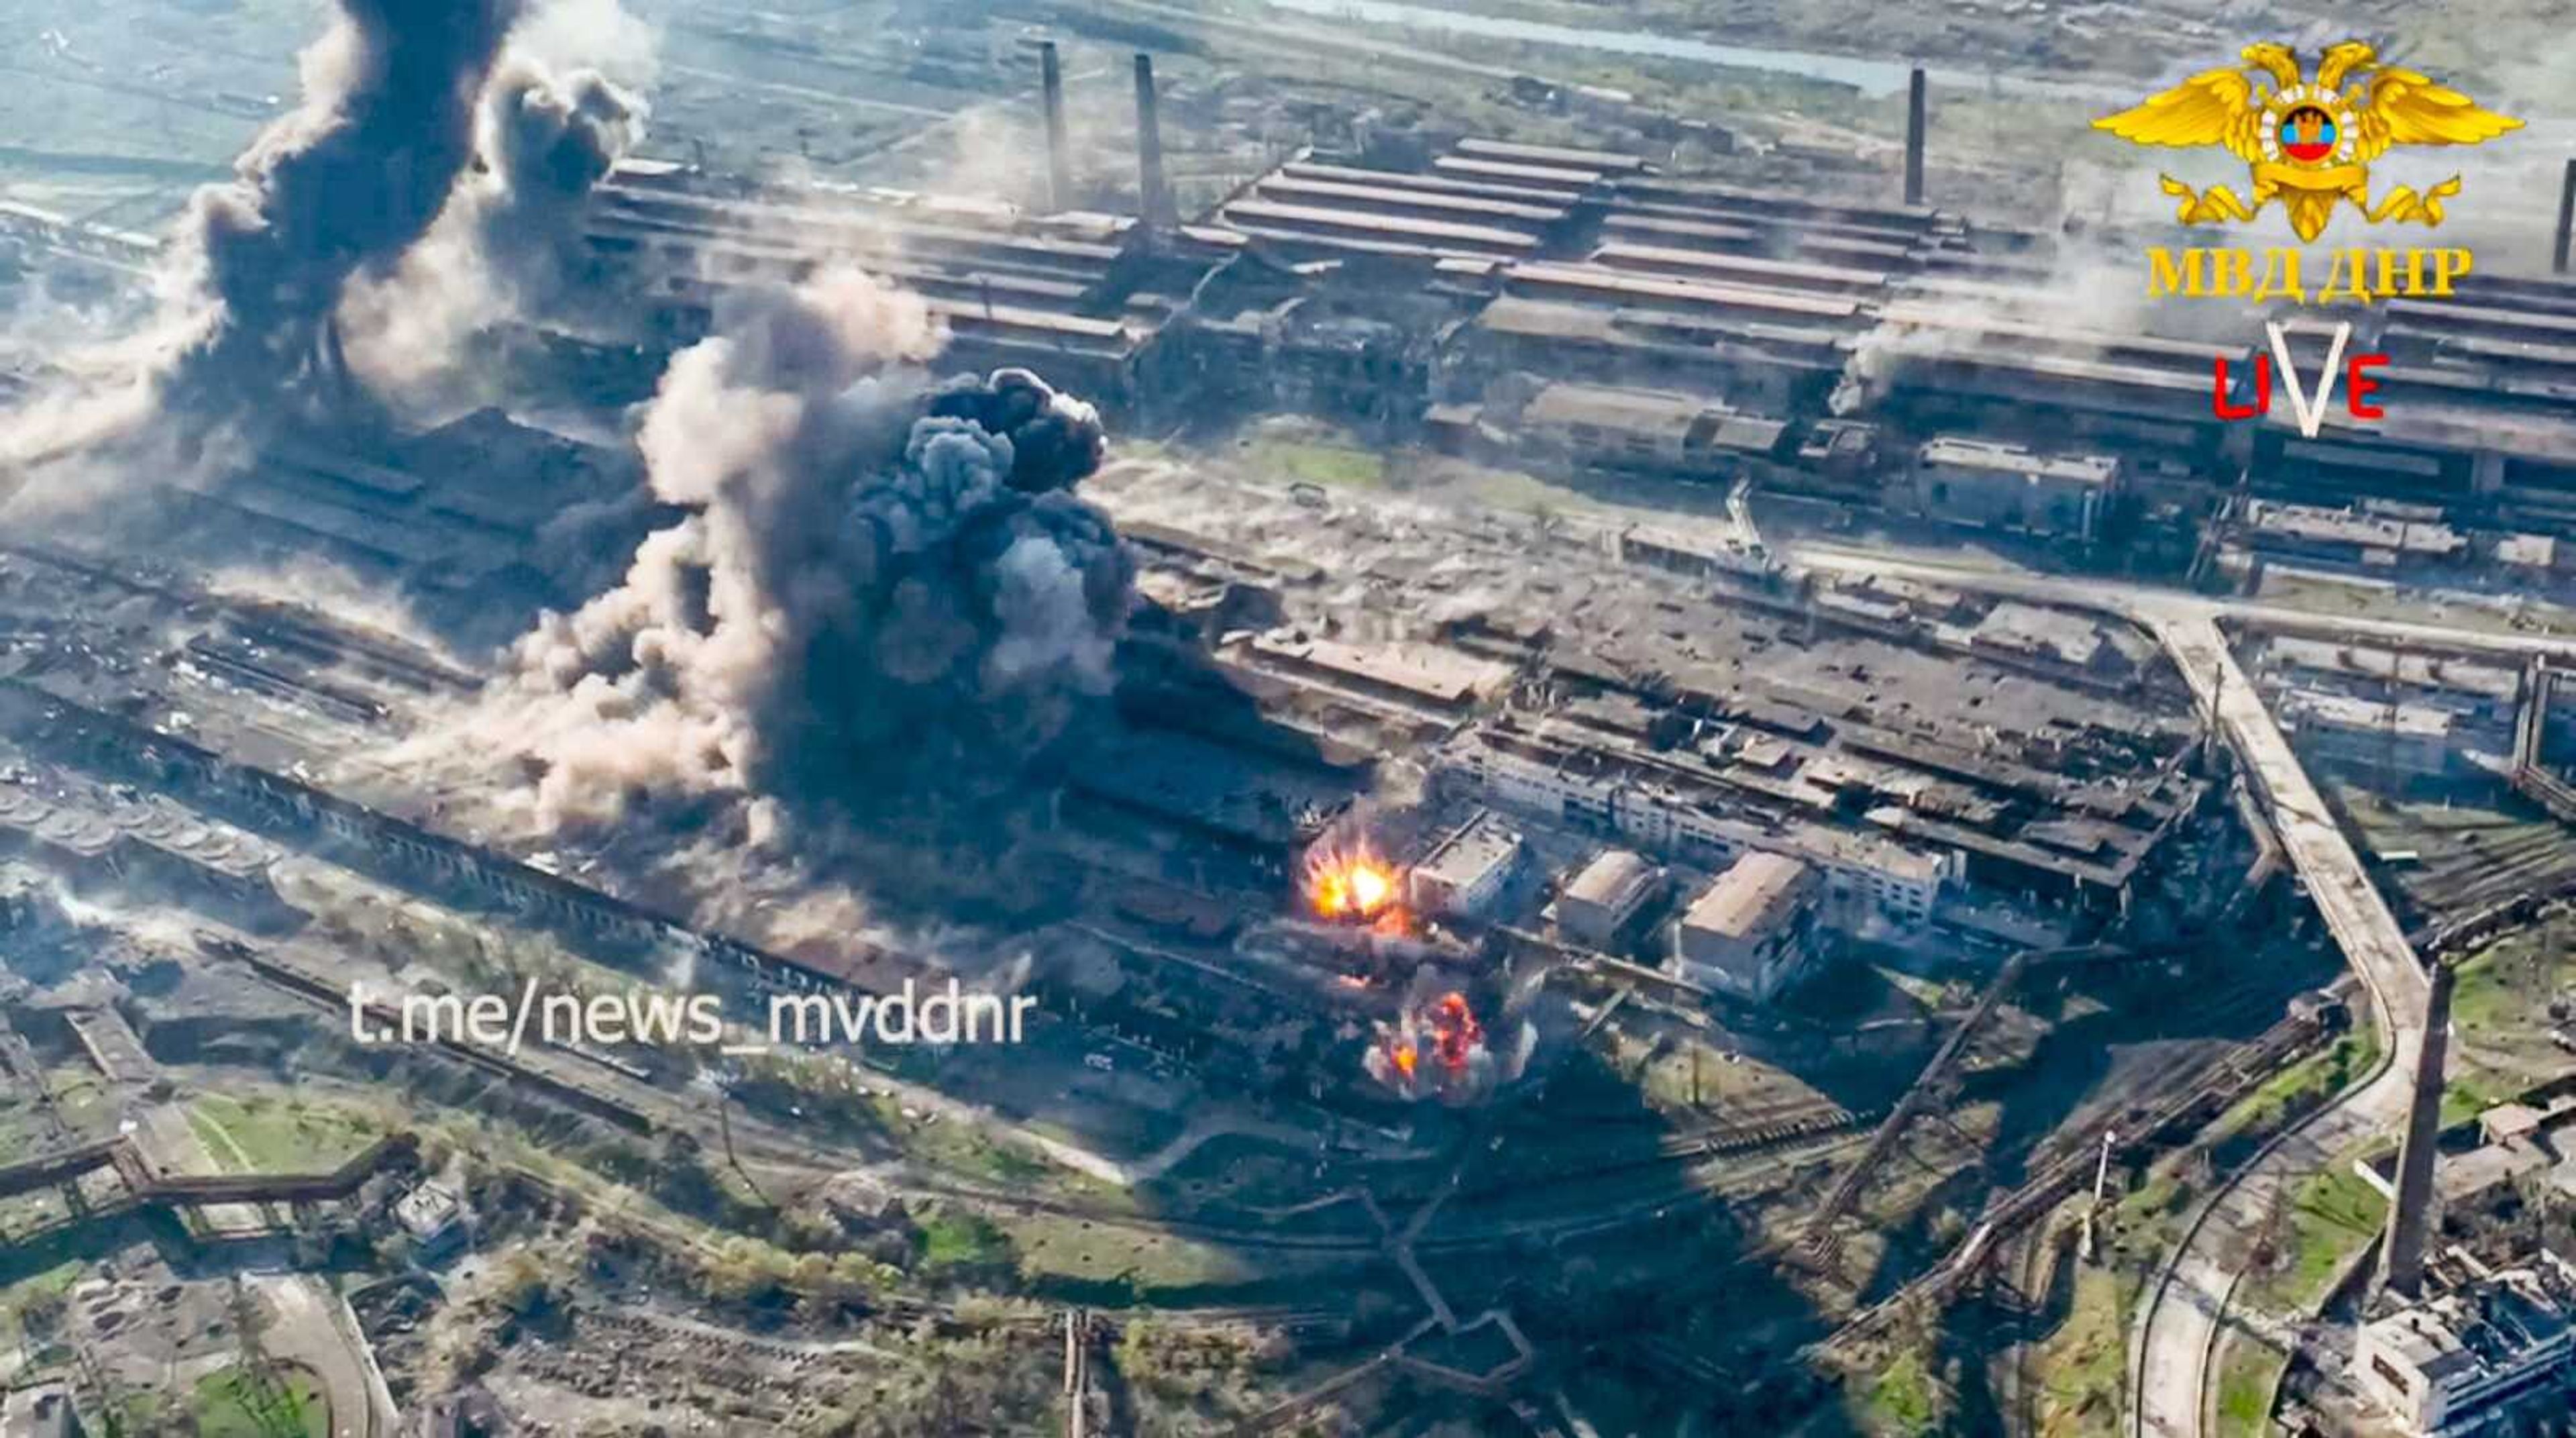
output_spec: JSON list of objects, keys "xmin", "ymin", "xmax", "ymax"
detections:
[{"xmin": 2094, "ymin": 42, "xmax": 2519, "ymax": 242}]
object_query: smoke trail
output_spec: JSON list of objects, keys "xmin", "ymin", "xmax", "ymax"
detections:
[
  {"xmin": 166, "ymin": 0, "xmax": 527, "ymax": 403},
  {"xmin": 0, "ymin": 0, "xmax": 529, "ymax": 507},
  {"xmin": 414, "ymin": 264, "xmax": 1133, "ymax": 841},
  {"xmin": 339, "ymin": 53, "xmax": 649, "ymax": 403}
]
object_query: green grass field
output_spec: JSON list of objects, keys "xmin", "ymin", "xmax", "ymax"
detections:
[
  {"xmin": 189, "ymin": 1363, "xmax": 329, "ymax": 1438},
  {"xmin": 187, "ymin": 1094, "xmax": 380, "ymax": 1174}
]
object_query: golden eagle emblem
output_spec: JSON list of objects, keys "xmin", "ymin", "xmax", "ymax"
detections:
[{"xmin": 2094, "ymin": 41, "xmax": 2520, "ymax": 242}]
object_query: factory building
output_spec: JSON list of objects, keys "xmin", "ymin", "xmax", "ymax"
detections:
[
  {"xmin": 1673, "ymin": 852, "xmax": 1821, "ymax": 1002},
  {"xmin": 2353, "ymin": 1259, "xmax": 2576, "ymax": 1437},
  {"xmin": 1965, "ymin": 603, "xmax": 2133, "ymax": 681},
  {"xmin": 1405, "ymin": 811, "xmax": 1527, "ymax": 922},
  {"xmin": 0, "ymin": 770, "xmax": 294, "ymax": 931},
  {"xmin": 582, "ymin": 160, "xmax": 1234, "ymax": 423},
  {"xmin": 1502, "ymin": 382, "xmax": 1791, "ymax": 480},
  {"xmin": 2237, "ymin": 498, "xmax": 2470, "ymax": 571},
  {"xmin": 1910, "ymin": 438, "xmax": 2121, "ymax": 542},
  {"xmin": 1439, "ymin": 732, "xmax": 1952, "ymax": 925},
  {"xmin": 1242, "ymin": 632, "xmax": 1515, "ymax": 714},
  {"xmin": 1554, "ymin": 848, "xmax": 1664, "ymax": 949},
  {"xmin": 2277, "ymin": 691, "xmax": 2468, "ymax": 781}
]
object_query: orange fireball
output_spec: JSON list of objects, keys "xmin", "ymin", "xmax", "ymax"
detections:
[{"xmin": 1303, "ymin": 836, "xmax": 1408, "ymax": 933}]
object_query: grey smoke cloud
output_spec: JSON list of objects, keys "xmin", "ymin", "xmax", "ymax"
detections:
[
  {"xmin": 340, "ymin": 52, "xmax": 649, "ymax": 402},
  {"xmin": 423, "ymin": 265, "xmax": 1133, "ymax": 840},
  {"xmin": 167, "ymin": 0, "xmax": 527, "ymax": 403},
  {"xmin": 2, "ymin": 0, "xmax": 659, "ymax": 507},
  {"xmin": 0, "ymin": 0, "xmax": 531, "ymax": 507}
]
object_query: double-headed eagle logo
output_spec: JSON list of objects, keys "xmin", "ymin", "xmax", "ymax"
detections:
[{"xmin": 2094, "ymin": 41, "xmax": 2520, "ymax": 242}]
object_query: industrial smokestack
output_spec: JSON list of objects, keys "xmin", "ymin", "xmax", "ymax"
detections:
[
  {"xmin": 1040, "ymin": 40, "xmax": 1071, "ymax": 212},
  {"xmin": 1904, "ymin": 67, "xmax": 1927, "ymax": 207},
  {"xmin": 2376, "ymin": 959, "xmax": 2455, "ymax": 1302},
  {"xmin": 1133, "ymin": 52, "xmax": 1171, "ymax": 229},
  {"xmin": 2555, "ymin": 158, "xmax": 2575, "ymax": 275}
]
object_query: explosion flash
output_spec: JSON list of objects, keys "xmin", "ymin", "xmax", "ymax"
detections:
[
  {"xmin": 1366, "ymin": 988, "xmax": 1528, "ymax": 1105},
  {"xmin": 1303, "ymin": 835, "xmax": 1405, "ymax": 933}
]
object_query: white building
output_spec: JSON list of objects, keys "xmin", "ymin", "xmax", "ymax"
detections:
[
  {"xmin": 1406, "ymin": 811, "xmax": 1527, "ymax": 921},
  {"xmin": 2353, "ymin": 1260, "xmax": 2576, "ymax": 1436},
  {"xmin": 1554, "ymin": 848, "xmax": 1663, "ymax": 948},
  {"xmin": 1912, "ymin": 437, "xmax": 2121, "ymax": 542},
  {"xmin": 1674, "ymin": 853, "xmax": 1821, "ymax": 1002},
  {"xmin": 1440, "ymin": 736, "xmax": 1950, "ymax": 926}
]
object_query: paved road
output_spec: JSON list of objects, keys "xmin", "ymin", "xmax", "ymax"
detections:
[
  {"xmin": 1786, "ymin": 550, "xmax": 2441, "ymax": 1438},
  {"xmin": 2127, "ymin": 615, "xmax": 2424, "ymax": 1438},
  {"xmin": 253, "ymin": 1273, "xmax": 393, "ymax": 1438},
  {"xmin": 1790, "ymin": 546, "xmax": 2576, "ymax": 665}
]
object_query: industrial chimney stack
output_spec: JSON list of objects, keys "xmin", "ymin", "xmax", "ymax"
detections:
[
  {"xmin": 1133, "ymin": 52, "xmax": 1172, "ymax": 230},
  {"xmin": 2555, "ymin": 158, "xmax": 2574, "ymax": 275},
  {"xmin": 2376, "ymin": 960, "xmax": 2455, "ymax": 1302},
  {"xmin": 1039, "ymin": 40, "xmax": 1072, "ymax": 212},
  {"xmin": 1904, "ymin": 67, "xmax": 1927, "ymax": 207}
]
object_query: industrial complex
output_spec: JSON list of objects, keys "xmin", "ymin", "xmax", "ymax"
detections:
[{"xmin": 4, "ymin": 1, "xmax": 2576, "ymax": 1435}]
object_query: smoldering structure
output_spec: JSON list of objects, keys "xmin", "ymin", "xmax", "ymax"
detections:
[{"xmin": 451, "ymin": 266, "xmax": 1133, "ymax": 844}]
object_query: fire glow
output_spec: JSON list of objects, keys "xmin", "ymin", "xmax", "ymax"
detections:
[
  {"xmin": 1369, "ymin": 988, "xmax": 1521, "ymax": 1105},
  {"xmin": 1382, "ymin": 991, "xmax": 1481, "ymax": 1086},
  {"xmin": 1303, "ymin": 837, "xmax": 1407, "ymax": 933}
]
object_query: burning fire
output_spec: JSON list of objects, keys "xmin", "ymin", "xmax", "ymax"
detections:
[
  {"xmin": 1423, "ymin": 991, "xmax": 1482, "ymax": 1071},
  {"xmin": 1368, "ymin": 988, "xmax": 1520, "ymax": 1105},
  {"xmin": 1303, "ymin": 836, "xmax": 1407, "ymax": 933}
]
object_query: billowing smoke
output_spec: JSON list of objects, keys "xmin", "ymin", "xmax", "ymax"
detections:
[
  {"xmin": 339, "ymin": 53, "xmax": 648, "ymax": 402},
  {"xmin": 0, "ymin": 0, "xmax": 529, "ymax": 507},
  {"xmin": 165, "ymin": 0, "xmax": 527, "ymax": 405},
  {"xmin": 1, "ymin": 0, "xmax": 659, "ymax": 511},
  {"xmin": 421, "ymin": 265, "xmax": 1132, "ymax": 843}
]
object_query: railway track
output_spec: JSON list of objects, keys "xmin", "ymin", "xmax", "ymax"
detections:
[
  {"xmin": 225, "ymin": 929, "xmax": 1854, "ymax": 1265},
  {"xmin": 1806, "ymin": 994, "xmax": 2337, "ymax": 1357}
]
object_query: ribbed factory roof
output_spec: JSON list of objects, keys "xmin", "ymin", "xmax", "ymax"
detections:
[
  {"xmin": 1591, "ymin": 242, "xmax": 1890, "ymax": 292},
  {"xmin": 1506, "ymin": 262, "xmax": 1864, "ymax": 321},
  {"xmin": 1871, "ymin": 301, "xmax": 2234, "ymax": 366},
  {"xmin": 1612, "ymin": 176, "xmax": 1937, "ymax": 233},
  {"xmin": 1256, "ymin": 174, "xmax": 1570, "ymax": 225},
  {"xmin": 1454, "ymin": 137, "xmax": 1649, "ymax": 173},
  {"xmin": 1224, "ymin": 199, "xmax": 1542, "ymax": 252},
  {"xmin": 1284, "ymin": 161, "xmax": 1585, "ymax": 206},
  {"xmin": 1432, "ymin": 156, "xmax": 1602, "ymax": 190}
]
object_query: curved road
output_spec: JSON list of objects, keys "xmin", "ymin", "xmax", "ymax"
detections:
[
  {"xmin": 1788, "ymin": 549, "xmax": 2467, "ymax": 1437},
  {"xmin": 2125, "ymin": 615, "xmax": 2423, "ymax": 1438}
]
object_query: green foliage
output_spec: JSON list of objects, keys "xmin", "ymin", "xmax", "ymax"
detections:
[
  {"xmin": 918, "ymin": 1208, "xmax": 1013, "ymax": 1276},
  {"xmin": 1862, "ymin": 1349, "xmax": 1945, "ymax": 1435}
]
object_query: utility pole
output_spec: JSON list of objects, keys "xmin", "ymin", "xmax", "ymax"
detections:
[{"xmin": 2081, "ymin": 1127, "xmax": 2116, "ymax": 1263}]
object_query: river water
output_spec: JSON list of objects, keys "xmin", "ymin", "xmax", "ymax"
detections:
[{"xmin": 1250, "ymin": 0, "xmax": 2136, "ymax": 103}]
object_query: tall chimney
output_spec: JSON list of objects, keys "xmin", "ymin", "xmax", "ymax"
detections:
[
  {"xmin": 2376, "ymin": 960, "xmax": 2454, "ymax": 1303},
  {"xmin": 1039, "ymin": 41, "xmax": 1072, "ymax": 212},
  {"xmin": 1904, "ymin": 66, "xmax": 1927, "ymax": 207},
  {"xmin": 2555, "ymin": 158, "xmax": 2575, "ymax": 276},
  {"xmin": 1133, "ymin": 52, "xmax": 1171, "ymax": 229}
]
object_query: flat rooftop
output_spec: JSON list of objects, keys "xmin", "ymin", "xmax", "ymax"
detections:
[{"xmin": 1682, "ymin": 852, "xmax": 1814, "ymax": 941}]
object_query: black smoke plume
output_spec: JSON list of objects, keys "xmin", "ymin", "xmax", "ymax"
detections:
[
  {"xmin": 170, "ymin": 0, "xmax": 527, "ymax": 403},
  {"xmin": 431, "ymin": 266, "xmax": 1132, "ymax": 841},
  {"xmin": 1, "ymin": 0, "xmax": 528, "ymax": 502}
]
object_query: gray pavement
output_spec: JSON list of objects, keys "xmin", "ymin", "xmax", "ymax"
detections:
[{"xmin": 1786, "ymin": 547, "xmax": 2439, "ymax": 1438}]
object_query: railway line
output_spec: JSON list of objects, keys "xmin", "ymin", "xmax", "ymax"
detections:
[
  {"xmin": 211, "ymin": 926, "xmax": 1862, "ymax": 1264},
  {"xmin": 1807, "ymin": 988, "xmax": 2341, "ymax": 1356}
]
